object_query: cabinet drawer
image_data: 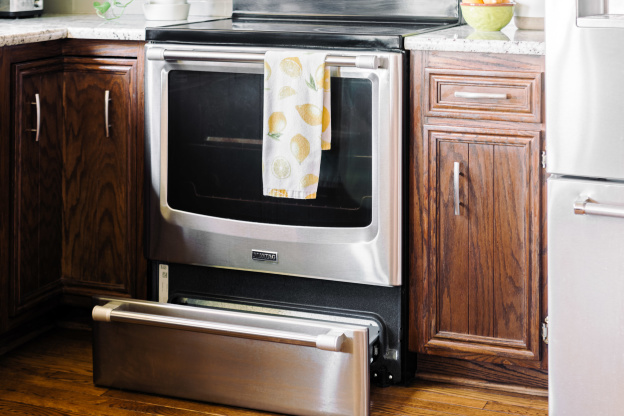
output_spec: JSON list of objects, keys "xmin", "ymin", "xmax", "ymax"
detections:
[
  {"xmin": 92, "ymin": 297, "xmax": 375, "ymax": 416},
  {"xmin": 425, "ymin": 69, "xmax": 542, "ymax": 123}
]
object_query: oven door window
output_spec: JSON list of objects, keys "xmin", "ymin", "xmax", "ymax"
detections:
[{"xmin": 167, "ymin": 70, "xmax": 373, "ymax": 227}]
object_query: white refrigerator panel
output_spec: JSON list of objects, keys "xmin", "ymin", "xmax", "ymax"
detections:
[{"xmin": 548, "ymin": 176, "xmax": 624, "ymax": 416}]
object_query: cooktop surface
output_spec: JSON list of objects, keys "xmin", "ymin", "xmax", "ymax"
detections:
[{"xmin": 146, "ymin": 17, "xmax": 458, "ymax": 50}]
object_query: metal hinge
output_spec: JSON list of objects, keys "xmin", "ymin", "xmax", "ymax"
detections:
[
  {"xmin": 541, "ymin": 151, "xmax": 547, "ymax": 169},
  {"xmin": 541, "ymin": 316, "xmax": 549, "ymax": 344}
]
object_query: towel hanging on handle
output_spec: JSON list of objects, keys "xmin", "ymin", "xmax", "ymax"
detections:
[{"xmin": 262, "ymin": 51, "xmax": 331, "ymax": 200}]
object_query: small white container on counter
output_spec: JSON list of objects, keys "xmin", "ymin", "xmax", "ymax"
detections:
[
  {"xmin": 143, "ymin": 0, "xmax": 190, "ymax": 20},
  {"xmin": 514, "ymin": 0, "xmax": 544, "ymax": 30}
]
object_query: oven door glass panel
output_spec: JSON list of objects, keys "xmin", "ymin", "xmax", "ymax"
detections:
[{"xmin": 167, "ymin": 70, "xmax": 373, "ymax": 227}]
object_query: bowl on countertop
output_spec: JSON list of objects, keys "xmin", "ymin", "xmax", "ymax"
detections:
[
  {"xmin": 143, "ymin": 2, "xmax": 190, "ymax": 20},
  {"xmin": 461, "ymin": 2, "xmax": 515, "ymax": 32}
]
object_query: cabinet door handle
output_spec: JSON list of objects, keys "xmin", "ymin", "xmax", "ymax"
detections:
[
  {"xmin": 454, "ymin": 91, "xmax": 509, "ymax": 100},
  {"xmin": 454, "ymin": 162, "xmax": 460, "ymax": 216},
  {"xmin": 105, "ymin": 90, "xmax": 111, "ymax": 137},
  {"xmin": 29, "ymin": 93, "xmax": 41, "ymax": 142}
]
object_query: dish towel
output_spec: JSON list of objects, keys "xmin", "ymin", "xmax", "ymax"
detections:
[{"xmin": 262, "ymin": 51, "xmax": 331, "ymax": 199}]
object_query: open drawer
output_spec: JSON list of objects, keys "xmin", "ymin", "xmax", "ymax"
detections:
[{"xmin": 92, "ymin": 296, "xmax": 379, "ymax": 416}]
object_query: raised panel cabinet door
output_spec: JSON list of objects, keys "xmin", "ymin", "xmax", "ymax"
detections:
[
  {"xmin": 63, "ymin": 58, "xmax": 138, "ymax": 298},
  {"xmin": 419, "ymin": 126, "xmax": 542, "ymax": 363},
  {"xmin": 10, "ymin": 59, "xmax": 64, "ymax": 319}
]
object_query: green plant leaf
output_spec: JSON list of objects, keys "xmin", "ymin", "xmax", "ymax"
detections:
[
  {"xmin": 305, "ymin": 74, "xmax": 317, "ymax": 91},
  {"xmin": 93, "ymin": 1, "xmax": 111, "ymax": 14},
  {"xmin": 268, "ymin": 133, "xmax": 282, "ymax": 140}
]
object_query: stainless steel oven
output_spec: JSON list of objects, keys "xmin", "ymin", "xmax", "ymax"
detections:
[
  {"xmin": 93, "ymin": 1, "xmax": 460, "ymax": 415},
  {"xmin": 145, "ymin": 44, "xmax": 403, "ymax": 286}
]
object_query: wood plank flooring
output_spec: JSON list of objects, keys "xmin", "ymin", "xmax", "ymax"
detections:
[{"xmin": 0, "ymin": 328, "xmax": 548, "ymax": 415}]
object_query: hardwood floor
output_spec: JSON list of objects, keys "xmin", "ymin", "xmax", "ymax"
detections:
[{"xmin": 0, "ymin": 328, "xmax": 548, "ymax": 415}]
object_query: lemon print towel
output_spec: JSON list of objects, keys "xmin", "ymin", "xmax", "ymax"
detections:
[{"xmin": 262, "ymin": 51, "xmax": 331, "ymax": 199}]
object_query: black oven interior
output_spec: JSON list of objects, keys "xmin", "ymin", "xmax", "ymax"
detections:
[
  {"xmin": 167, "ymin": 71, "xmax": 373, "ymax": 227},
  {"xmin": 151, "ymin": 263, "xmax": 406, "ymax": 386}
]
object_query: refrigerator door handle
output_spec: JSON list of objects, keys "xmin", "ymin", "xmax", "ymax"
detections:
[{"xmin": 574, "ymin": 197, "xmax": 624, "ymax": 219}]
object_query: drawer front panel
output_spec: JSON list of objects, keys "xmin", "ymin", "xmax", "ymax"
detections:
[
  {"xmin": 425, "ymin": 69, "xmax": 542, "ymax": 123},
  {"xmin": 92, "ymin": 297, "xmax": 371, "ymax": 416}
]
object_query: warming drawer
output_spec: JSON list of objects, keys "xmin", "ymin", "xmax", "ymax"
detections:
[{"xmin": 92, "ymin": 296, "xmax": 378, "ymax": 416}]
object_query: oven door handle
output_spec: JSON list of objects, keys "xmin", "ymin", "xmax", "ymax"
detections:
[
  {"xmin": 93, "ymin": 302, "xmax": 347, "ymax": 352},
  {"xmin": 146, "ymin": 47, "xmax": 380, "ymax": 69}
]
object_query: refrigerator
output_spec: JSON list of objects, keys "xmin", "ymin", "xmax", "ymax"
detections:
[{"xmin": 547, "ymin": 1, "xmax": 624, "ymax": 415}]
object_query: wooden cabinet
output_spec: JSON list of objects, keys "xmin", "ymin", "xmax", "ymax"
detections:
[
  {"xmin": 9, "ymin": 58, "xmax": 64, "ymax": 324},
  {"xmin": 409, "ymin": 51, "xmax": 548, "ymax": 390},
  {"xmin": 0, "ymin": 40, "xmax": 145, "ymax": 348},
  {"xmin": 62, "ymin": 54, "xmax": 142, "ymax": 300}
]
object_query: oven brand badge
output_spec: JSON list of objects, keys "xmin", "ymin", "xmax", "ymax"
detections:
[{"xmin": 252, "ymin": 250, "xmax": 278, "ymax": 263}]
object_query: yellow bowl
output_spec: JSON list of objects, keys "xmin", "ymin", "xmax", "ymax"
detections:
[{"xmin": 460, "ymin": 2, "xmax": 515, "ymax": 32}]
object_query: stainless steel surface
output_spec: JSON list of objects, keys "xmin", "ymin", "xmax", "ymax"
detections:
[
  {"xmin": 453, "ymin": 161, "xmax": 460, "ymax": 216},
  {"xmin": 147, "ymin": 48, "xmax": 379, "ymax": 69},
  {"xmin": 573, "ymin": 197, "xmax": 624, "ymax": 218},
  {"xmin": 548, "ymin": 176, "xmax": 624, "ymax": 415},
  {"xmin": 145, "ymin": 43, "xmax": 403, "ymax": 286},
  {"xmin": 92, "ymin": 301, "xmax": 348, "ymax": 351},
  {"xmin": 104, "ymin": 90, "xmax": 110, "ymax": 138},
  {"xmin": 29, "ymin": 93, "xmax": 40, "ymax": 142},
  {"xmin": 93, "ymin": 296, "xmax": 372, "ymax": 416},
  {"xmin": 453, "ymin": 91, "xmax": 508, "ymax": 100},
  {"xmin": 546, "ymin": 0, "xmax": 624, "ymax": 180},
  {"xmin": 232, "ymin": 0, "xmax": 458, "ymax": 20}
]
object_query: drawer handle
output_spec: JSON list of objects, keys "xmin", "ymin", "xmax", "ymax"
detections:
[
  {"xmin": 454, "ymin": 91, "xmax": 509, "ymax": 100},
  {"xmin": 93, "ymin": 302, "xmax": 346, "ymax": 352},
  {"xmin": 454, "ymin": 162, "xmax": 461, "ymax": 216},
  {"xmin": 574, "ymin": 197, "xmax": 624, "ymax": 219}
]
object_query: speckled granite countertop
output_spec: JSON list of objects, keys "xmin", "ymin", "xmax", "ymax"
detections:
[
  {"xmin": 0, "ymin": 14, "xmax": 215, "ymax": 46},
  {"xmin": 405, "ymin": 23, "xmax": 545, "ymax": 55},
  {"xmin": 1, "ymin": 16, "xmax": 545, "ymax": 55}
]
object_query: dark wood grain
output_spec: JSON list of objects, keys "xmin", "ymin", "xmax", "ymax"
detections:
[
  {"xmin": 10, "ymin": 59, "xmax": 64, "ymax": 320},
  {"xmin": 425, "ymin": 51, "xmax": 544, "ymax": 73},
  {"xmin": 62, "ymin": 39, "xmax": 142, "ymax": 58},
  {"xmin": 468, "ymin": 143, "xmax": 494, "ymax": 338},
  {"xmin": 493, "ymin": 144, "xmax": 527, "ymax": 341},
  {"xmin": 62, "ymin": 57, "xmax": 138, "ymax": 298},
  {"xmin": 436, "ymin": 141, "xmax": 469, "ymax": 334},
  {"xmin": 421, "ymin": 126, "xmax": 541, "ymax": 363},
  {"xmin": 1, "ymin": 42, "xmax": 62, "ymax": 337},
  {"xmin": 416, "ymin": 354, "xmax": 548, "ymax": 391},
  {"xmin": 0, "ymin": 46, "xmax": 8, "ymax": 335},
  {"xmin": 0, "ymin": 328, "xmax": 549, "ymax": 416},
  {"xmin": 425, "ymin": 69, "xmax": 542, "ymax": 123},
  {"xmin": 409, "ymin": 51, "xmax": 547, "ymax": 382},
  {"xmin": 408, "ymin": 50, "xmax": 424, "ymax": 354}
]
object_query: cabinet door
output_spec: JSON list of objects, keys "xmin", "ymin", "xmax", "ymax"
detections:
[
  {"xmin": 10, "ymin": 59, "xmax": 64, "ymax": 320},
  {"xmin": 62, "ymin": 58, "xmax": 138, "ymax": 298},
  {"xmin": 418, "ymin": 126, "xmax": 542, "ymax": 363}
]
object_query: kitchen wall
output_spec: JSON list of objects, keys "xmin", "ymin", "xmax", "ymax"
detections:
[{"xmin": 45, "ymin": 0, "xmax": 232, "ymax": 17}]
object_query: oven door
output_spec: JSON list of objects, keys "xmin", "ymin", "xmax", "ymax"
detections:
[{"xmin": 145, "ymin": 44, "xmax": 402, "ymax": 286}]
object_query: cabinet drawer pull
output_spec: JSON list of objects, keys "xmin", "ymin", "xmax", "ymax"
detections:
[
  {"xmin": 574, "ymin": 197, "xmax": 624, "ymax": 219},
  {"xmin": 454, "ymin": 162, "xmax": 461, "ymax": 216},
  {"xmin": 28, "ymin": 93, "xmax": 41, "ymax": 142},
  {"xmin": 92, "ymin": 302, "xmax": 347, "ymax": 352},
  {"xmin": 454, "ymin": 91, "xmax": 509, "ymax": 100},
  {"xmin": 105, "ymin": 90, "xmax": 111, "ymax": 137}
]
